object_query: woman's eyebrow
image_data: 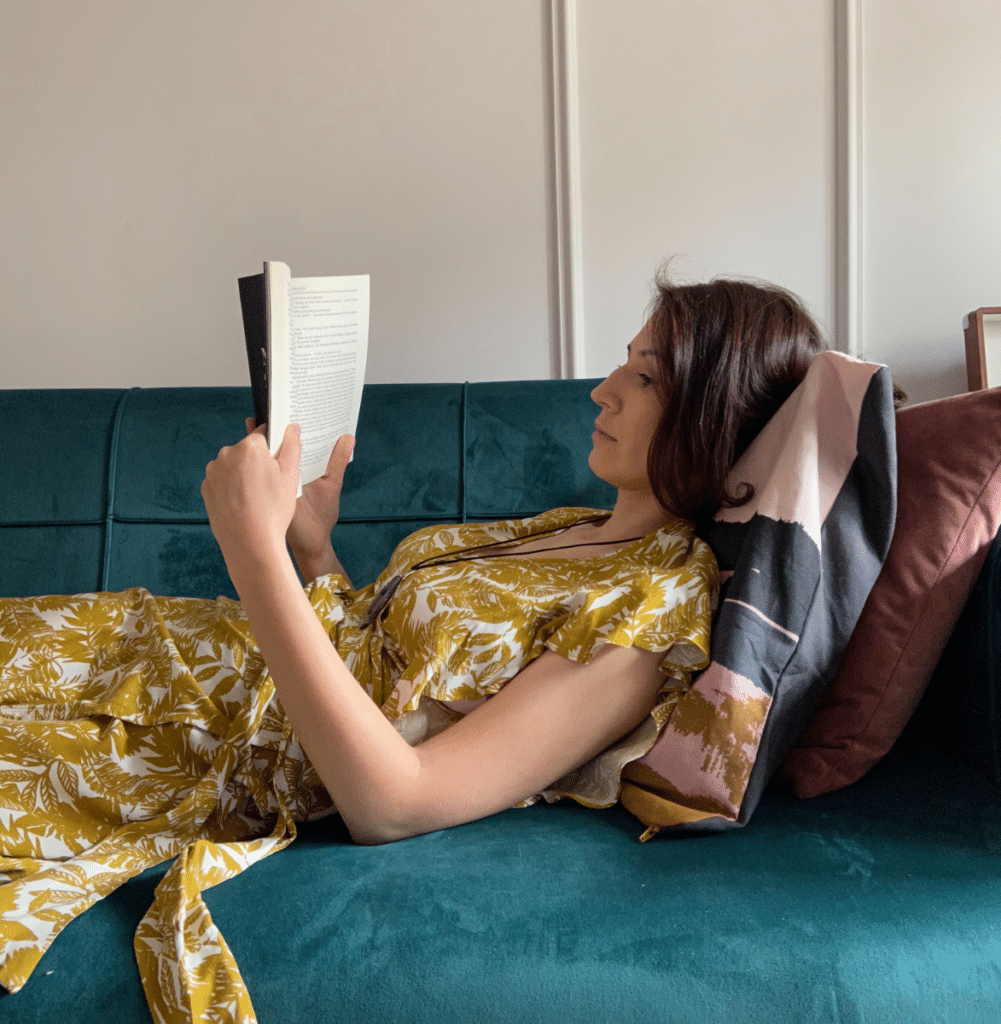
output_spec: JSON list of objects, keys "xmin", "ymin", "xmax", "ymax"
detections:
[{"xmin": 626, "ymin": 344, "xmax": 656, "ymax": 359}]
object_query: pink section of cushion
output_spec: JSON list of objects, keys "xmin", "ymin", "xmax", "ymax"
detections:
[
  {"xmin": 715, "ymin": 352, "xmax": 877, "ymax": 543},
  {"xmin": 782, "ymin": 387, "xmax": 1001, "ymax": 798},
  {"xmin": 638, "ymin": 662, "xmax": 772, "ymax": 817}
]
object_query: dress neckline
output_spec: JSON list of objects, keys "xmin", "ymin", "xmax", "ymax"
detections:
[{"xmin": 467, "ymin": 507, "xmax": 677, "ymax": 564}]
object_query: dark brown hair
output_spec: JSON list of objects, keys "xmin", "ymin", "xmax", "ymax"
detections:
[{"xmin": 646, "ymin": 273, "xmax": 826, "ymax": 526}]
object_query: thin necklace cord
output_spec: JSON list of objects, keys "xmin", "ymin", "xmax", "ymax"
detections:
[{"xmin": 359, "ymin": 514, "xmax": 647, "ymax": 628}]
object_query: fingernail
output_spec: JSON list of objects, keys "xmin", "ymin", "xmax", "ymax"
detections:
[{"xmin": 292, "ymin": 423, "xmax": 301, "ymax": 436}]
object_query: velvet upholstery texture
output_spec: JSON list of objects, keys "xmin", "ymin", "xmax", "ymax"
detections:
[
  {"xmin": 0, "ymin": 382, "xmax": 614, "ymax": 599},
  {"xmin": 1, "ymin": 383, "xmax": 1000, "ymax": 1024},
  {"xmin": 2, "ymin": 751, "xmax": 998, "ymax": 1024},
  {"xmin": 784, "ymin": 387, "xmax": 1001, "ymax": 797}
]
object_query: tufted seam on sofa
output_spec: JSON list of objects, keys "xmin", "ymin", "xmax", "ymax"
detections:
[
  {"xmin": 100, "ymin": 387, "xmax": 142, "ymax": 590},
  {"xmin": 459, "ymin": 381, "xmax": 468, "ymax": 523}
]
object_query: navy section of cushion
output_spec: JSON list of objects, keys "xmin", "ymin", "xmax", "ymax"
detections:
[
  {"xmin": 3, "ymin": 743, "xmax": 998, "ymax": 1024},
  {"xmin": 710, "ymin": 595, "xmax": 800, "ymax": 696},
  {"xmin": 712, "ymin": 515, "xmax": 819, "ymax": 648},
  {"xmin": 704, "ymin": 519, "xmax": 750, "ymax": 572}
]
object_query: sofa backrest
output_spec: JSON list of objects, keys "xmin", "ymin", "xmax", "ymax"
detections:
[{"xmin": 1, "ymin": 383, "xmax": 615, "ymax": 598}]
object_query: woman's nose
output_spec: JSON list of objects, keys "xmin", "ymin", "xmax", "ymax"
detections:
[{"xmin": 591, "ymin": 369, "xmax": 619, "ymax": 409}]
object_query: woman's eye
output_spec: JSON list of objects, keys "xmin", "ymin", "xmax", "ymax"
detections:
[{"xmin": 638, "ymin": 372, "xmax": 653, "ymax": 385}]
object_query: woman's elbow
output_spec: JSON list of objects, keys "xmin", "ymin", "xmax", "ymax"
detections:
[
  {"xmin": 347, "ymin": 820, "xmax": 406, "ymax": 846},
  {"xmin": 341, "ymin": 800, "xmax": 428, "ymax": 846}
]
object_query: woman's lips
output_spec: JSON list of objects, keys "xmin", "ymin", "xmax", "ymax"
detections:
[{"xmin": 593, "ymin": 423, "xmax": 615, "ymax": 441}]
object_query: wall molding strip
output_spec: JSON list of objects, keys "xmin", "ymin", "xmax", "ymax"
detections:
[
  {"xmin": 547, "ymin": 0, "xmax": 586, "ymax": 378},
  {"xmin": 835, "ymin": 0, "xmax": 864, "ymax": 358}
]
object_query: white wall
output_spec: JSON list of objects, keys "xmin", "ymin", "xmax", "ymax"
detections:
[
  {"xmin": 0, "ymin": 0, "xmax": 552, "ymax": 387},
  {"xmin": 2, "ymin": 1, "xmax": 998, "ymax": 400},
  {"xmin": 861, "ymin": 0, "xmax": 1001, "ymax": 403},
  {"xmin": 570, "ymin": 0, "xmax": 1001, "ymax": 400},
  {"xmin": 574, "ymin": 0, "xmax": 834, "ymax": 378}
]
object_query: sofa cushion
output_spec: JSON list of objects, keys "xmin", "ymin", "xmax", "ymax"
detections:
[
  {"xmin": 463, "ymin": 380, "xmax": 615, "ymax": 518},
  {"xmin": 0, "ymin": 389, "xmax": 123, "ymax": 597},
  {"xmin": 783, "ymin": 387, "xmax": 1001, "ymax": 797}
]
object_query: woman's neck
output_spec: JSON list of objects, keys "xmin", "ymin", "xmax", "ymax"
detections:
[{"xmin": 593, "ymin": 489, "xmax": 673, "ymax": 541}]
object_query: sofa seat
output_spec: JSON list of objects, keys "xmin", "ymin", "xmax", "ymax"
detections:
[{"xmin": 2, "ymin": 740, "xmax": 997, "ymax": 1024}]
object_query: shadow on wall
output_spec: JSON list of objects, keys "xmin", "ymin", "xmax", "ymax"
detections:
[{"xmin": 892, "ymin": 362, "xmax": 968, "ymax": 406}]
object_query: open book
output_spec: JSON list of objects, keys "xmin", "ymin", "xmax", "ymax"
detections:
[{"xmin": 238, "ymin": 262, "xmax": 369, "ymax": 492}]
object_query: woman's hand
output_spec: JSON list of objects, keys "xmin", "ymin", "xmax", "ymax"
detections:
[
  {"xmin": 244, "ymin": 419, "xmax": 356, "ymax": 585},
  {"xmin": 202, "ymin": 422, "xmax": 302, "ymax": 574}
]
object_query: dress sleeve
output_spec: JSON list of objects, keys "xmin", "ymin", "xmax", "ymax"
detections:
[
  {"xmin": 526, "ymin": 536, "xmax": 718, "ymax": 815},
  {"xmin": 541, "ymin": 536, "xmax": 717, "ymax": 678},
  {"xmin": 302, "ymin": 570, "xmax": 355, "ymax": 626}
]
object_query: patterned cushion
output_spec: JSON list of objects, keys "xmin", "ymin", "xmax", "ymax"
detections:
[{"xmin": 619, "ymin": 353, "xmax": 897, "ymax": 834}]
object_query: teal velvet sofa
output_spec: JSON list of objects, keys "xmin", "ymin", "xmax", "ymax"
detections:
[{"xmin": 2, "ymin": 382, "xmax": 1000, "ymax": 1023}]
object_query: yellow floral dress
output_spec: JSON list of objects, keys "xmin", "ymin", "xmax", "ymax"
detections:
[{"xmin": 0, "ymin": 507, "xmax": 716, "ymax": 1024}]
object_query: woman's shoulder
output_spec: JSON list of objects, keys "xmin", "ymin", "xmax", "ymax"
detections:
[
  {"xmin": 614, "ymin": 516, "xmax": 718, "ymax": 590},
  {"xmin": 515, "ymin": 506, "xmax": 613, "ymax": 533}
]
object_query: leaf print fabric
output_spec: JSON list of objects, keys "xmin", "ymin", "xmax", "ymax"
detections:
[
  {"xmin": 369, "ymin": 508, "xmax": 716, "ymax": 736},
  {"xmin": 0, "ymin": 507, "xmax": 716, "ymax": 1022},
  {"xmin": 0, "ymin": 588, "xmax": 333, "ymax": 1022}
]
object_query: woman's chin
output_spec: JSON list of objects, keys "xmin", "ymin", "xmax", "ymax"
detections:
[
  {"xmin": 587, "ymin": 451, "xmax": 616, "ymax": 488},
  {"xmin": 587, "ymin": 453, "xmax": 654, "ymax": 496}
]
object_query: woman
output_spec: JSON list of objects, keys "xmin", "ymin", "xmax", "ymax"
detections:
[
  {"xmin": 0, "ymin": 274, "xmax": 823, "ymax": 1016},
  {"xmin": 202, "ymin": 274, "xmax": 822, "ymax": 846}
]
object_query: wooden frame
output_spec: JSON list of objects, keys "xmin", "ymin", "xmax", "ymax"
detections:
[{"xmin": 964, "ymin": 307, "xmax": 1001, "ymax": 391}]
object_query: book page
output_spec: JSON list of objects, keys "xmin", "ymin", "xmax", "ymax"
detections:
[{"xmin": 286, "ymin": 274, "xmax": 370, "ymax": 488}]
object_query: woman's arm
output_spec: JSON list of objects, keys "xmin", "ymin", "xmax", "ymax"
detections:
[
  {"xmin": 203, "ymin": 426, "xmax": 667, "ymax": 845},
  {"xmin": 237, "ymin": 551, "xmax": 664, "ymax": 844},
  {"xmin": 288, "ymin": 536, "xmax": 352, "ymax": 587}
]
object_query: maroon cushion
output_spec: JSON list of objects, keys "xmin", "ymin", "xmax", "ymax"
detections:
[{"xmin": 782, "ymin": 388, "xmax": 1001, "ymax": 797}]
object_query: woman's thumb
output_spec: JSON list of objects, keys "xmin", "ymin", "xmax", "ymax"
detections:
[{"xmin": 277, "ymin": 423, "xmax": 302, "ymax": 477}]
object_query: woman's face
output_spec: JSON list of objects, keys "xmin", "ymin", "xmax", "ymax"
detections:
[{"xmin": 588, "ymin": 320, "xmax": 664, "ymax": 494}]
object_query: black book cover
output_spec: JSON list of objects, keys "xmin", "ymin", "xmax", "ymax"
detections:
[{"xmin": 238, "ymin": 273, "xmax": 269, "ymax": 429}]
